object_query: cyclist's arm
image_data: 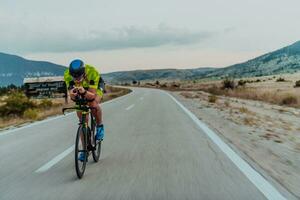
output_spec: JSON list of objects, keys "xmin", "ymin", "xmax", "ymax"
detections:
[
  {"xmin": 69, "ymin": 88, "xmax": 78, "ymax": 100},
  {"xmin": 64, "ymin": 70, "xmax": 78, "ymax": 100}
]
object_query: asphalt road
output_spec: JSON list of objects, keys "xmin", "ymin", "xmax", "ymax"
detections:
[{"xmin": 0, "ymin": 88, "xmax": 289, "ymax": 200}]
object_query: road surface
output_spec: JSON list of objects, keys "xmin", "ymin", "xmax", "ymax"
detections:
[{"xmin": 0, "ymin": 88, "xmax": 289, "ymax": 200}]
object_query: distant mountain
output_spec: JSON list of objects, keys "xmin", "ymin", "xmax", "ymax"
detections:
[
  {"xmin": 2, "ymin": 40, "xmax": 300, "ymax": 86},
  {"xmin": 206, "ymin": 41, "xmax": 300, "ymax": 78},
  {"xmin": 103, "ymin": 41, "xmax": 300, "ymax": 83},
  {"xmin": 102, "ymin": 68, "xmax": 216, "ymax": 84},
  {"xmin": 0, "ymin": 52, "xmax": 66, "ymax": 86}
]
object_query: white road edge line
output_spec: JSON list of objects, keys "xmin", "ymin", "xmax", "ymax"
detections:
[
  {"xmin": 126, "ymin": 104, "xmax": 135, "ymax": 110},
  {"xmin": 35, "ymin": 145, "xmax": 75, "ymax": 173},
  {"xmin": 166, "ymin": 92, "xmax": 286, "ymax": 200},
  {"xmin": 0, "ymin": 90, "xmax": 133, "ymax": 137}
]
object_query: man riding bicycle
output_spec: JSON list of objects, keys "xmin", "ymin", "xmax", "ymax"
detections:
[{"xmin": 64, "ymin": 59, "xmax": 104, "ymax": 160}]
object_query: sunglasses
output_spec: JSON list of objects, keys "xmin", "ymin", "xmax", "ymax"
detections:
[{"xmin": 73, "ymin": 74, "xmax": 85, "ymax": 82}]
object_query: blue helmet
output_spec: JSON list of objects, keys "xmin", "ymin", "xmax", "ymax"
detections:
[{"xmin": 69, "ymin": 59, "xmax": 85, "ymax": 78}]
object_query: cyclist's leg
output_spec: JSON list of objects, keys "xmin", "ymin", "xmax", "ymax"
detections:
[
  {"xmin": 76, "ymin": 111, "xmax": 89, "ymax": 123},
  {"xmin": 87, "ymin": 90, "xmax": 104, "ymax": 140},
  {"xmin": 87, "ymin": 90, "xmax": 102, "ymax": 125}
]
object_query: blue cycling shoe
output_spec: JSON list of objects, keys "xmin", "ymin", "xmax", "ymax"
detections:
[
  {"xmin": 78, "ymin": 152, "xmax": 86, "ymax": 162},
  {"xmin": 96, "ymin": 124, "xmax": 104, "ymax": 141}
]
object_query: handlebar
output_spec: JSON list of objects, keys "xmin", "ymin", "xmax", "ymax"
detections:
[
  {"xmin": 63, "ymin": 87, "xmax": 97, "ymax": 114},
  {"xmin": 62, "ymin": 106, "xmax": 97, "ymax": 114}
]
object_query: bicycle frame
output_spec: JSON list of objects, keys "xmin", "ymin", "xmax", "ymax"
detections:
[{"xmin": 62, "ymin": 96, "xmax": 100, "ymax": 179}]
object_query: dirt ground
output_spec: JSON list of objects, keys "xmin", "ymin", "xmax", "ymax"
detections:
[{"xmin": 172, "ymin": 90, "xmax": 300, "ymax": 198}]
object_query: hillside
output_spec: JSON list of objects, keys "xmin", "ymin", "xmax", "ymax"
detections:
[
  {"xmin": 102, "ymin": 68, "xmax": 216, "ymax": 84},
  {"xmin": 206, "ymin": 41, "xmax": 300, "ymax": 78},
  {"xmin": 0, "ymin": 53, "xmax": 66, "ymax": 86},
  {"xmin": 1, "ymin": 40, "xmax": 300, "ymax": 86},
  {"xmin": 103, "ymin": 41, "xmax": 300, "ymax": 83}
]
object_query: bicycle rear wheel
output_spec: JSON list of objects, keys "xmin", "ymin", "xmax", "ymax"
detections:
[
  {"xmin": 91, "ymin": 114, "xmax": 101, "ymax": 162},
  {"xmin": 75, "ymin": 125, "xmax": 87, "ymax": 179},
  {"xmin": 92, "ymin": 139, "xmax": 101, "ymax": 162}
]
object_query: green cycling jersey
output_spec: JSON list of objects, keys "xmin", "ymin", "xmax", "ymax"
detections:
[{"xmin": 64, "ymin": 64, "xmax": 103, "ymax": 97}]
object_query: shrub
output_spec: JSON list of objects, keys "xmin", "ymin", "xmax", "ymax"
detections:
[
  {"xmin": 23, "ymin": 109, "xmax": 38, "ymax": 119},
  {"xmin": 207, "ymin": 85, "xmax": 224, "ymax": 95},
  {"xmin": 160, "ymin": 83, "xmax": 167, "ymax": 88},
  {"xmin": 238, "ymin": 80, "xmax": 246, "ymax": 86},
  {"xmin": 276, "ymin": 77, "xmax": 286, "ymax": 82},
  {"xmin": 222, "ymin": 78, "xmax": 235, "ymax": 89},
  {"xmin": 0, "ymin": 92, "xmax": 36, "ymax": 116},
  {"xmin": 132, "ymin": 80, "xmax": 137, "ymax": 85},
  {"xmin": 208, "ymin": 95, "xmax": 217, "ymax": 103},
  {"xmin": 145, "ymin": 82, "xmax": 155, "ymax": 86},
  {"xmin": 171, "ymin": 82, "xmax": 180, "ymax": 88},
  {"xmin": 294, "ymin": 80, "xmax": 300, "ymax": 88},
  {"xmin": 281, "ymin": 95, "xmax": 298, "ymax": 105},
  {"xmin": 38, "ymin": 99, "xmax": 53, "ymax": 109}
]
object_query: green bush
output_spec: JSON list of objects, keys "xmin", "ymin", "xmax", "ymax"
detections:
[
  {"xmin": 23, "ymin": 109, "xmax": 38, "ymax": 119},
  {"xmin": 0, "ymin": 92, "xmax": 36, "ymax": 116}
]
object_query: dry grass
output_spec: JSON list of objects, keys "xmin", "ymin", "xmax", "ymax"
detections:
[
  {"xmin": 239, "ymin": 107, "xmax": 250, "ymax": 114},
  {"xmin": 243, "ymin": 117, "xmax": 257, "ymax": 126},
  {"xmin": 208, "ymin": 95, "xmax": 217, "ymax": 103},
  {"xmin": 280, "ymin": 94, "xmax": 298, "ymax": 105},
  {"xmin": 180, "ymin": 92, "xmax": 199, "ymax": 99},
  {"xmin": 139, "ymin": 72, "xmax": 300, "ymax": 108},
  {"xmin": 178, "ymin": 79, "xmax": 300, "ymax": 108}
]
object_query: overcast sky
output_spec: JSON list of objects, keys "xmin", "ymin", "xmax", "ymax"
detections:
[{"xmin": 1, "ymin": 0, "xmax": 299, "ymax": 73}]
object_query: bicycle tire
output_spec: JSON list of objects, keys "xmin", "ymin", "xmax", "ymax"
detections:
[
  {"xmin": 75, "ymin": 125, "xmax": 87, "ymax": 179},
  {"xmin": 91, "ymin": 114, "xmax": 101, "ymax": 162}
]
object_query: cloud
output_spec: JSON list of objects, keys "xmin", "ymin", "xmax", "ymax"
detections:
[{"xmin": 0, "ymin": 23, "xmax": 214, "ymax": 53}]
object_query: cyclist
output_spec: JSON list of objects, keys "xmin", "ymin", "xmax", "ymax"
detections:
[{"xmin": 64, "ymin": 59, "xmax": 104, "ymax": 161}]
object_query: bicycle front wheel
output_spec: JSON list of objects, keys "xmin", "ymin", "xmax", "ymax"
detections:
[{"xmin": 75, "ymin": 125, "xmax": 87, "ymax": 179}]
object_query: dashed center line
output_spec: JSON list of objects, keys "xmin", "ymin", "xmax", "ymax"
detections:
[
  {"xmin": 33, "ymin": 92, "xmax": 135, "ymax": 174},
  {"xmin": 35, "ymin": 145, "xmax": 75, "ymax": 173},
  {"xmin": 126, "ymin": 104, "xmax": 135, "ymax": 110}
]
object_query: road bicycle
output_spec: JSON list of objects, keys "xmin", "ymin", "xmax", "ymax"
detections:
[{"xmin": 62, "ymin": 95, "xmax": 101, "ymax": 179}]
